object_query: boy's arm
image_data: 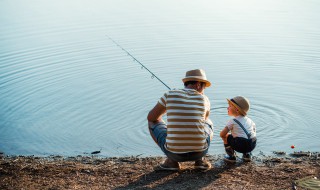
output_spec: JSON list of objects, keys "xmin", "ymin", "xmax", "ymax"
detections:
[{"xmin": 220, "ymin": 126, "xmax": 230, "ymax": 138}]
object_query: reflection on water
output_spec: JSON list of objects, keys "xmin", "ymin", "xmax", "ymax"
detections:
[{"xmin": 0, "ymin": 0, "xmax": 319, "ymax": 157}]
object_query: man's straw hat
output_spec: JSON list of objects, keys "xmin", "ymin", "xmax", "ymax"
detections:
[
  {"xmin": 227, "ymin": 96, "xmax": 250, "ymax": 116},
  {"xmin": 182, "ymin": 69, "xmax": 211, "ymax": 87}
]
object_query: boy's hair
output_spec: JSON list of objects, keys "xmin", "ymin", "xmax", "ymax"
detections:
[{"xmin": 229, "ymin": 102, "xmax": 245, "ymax": 116}]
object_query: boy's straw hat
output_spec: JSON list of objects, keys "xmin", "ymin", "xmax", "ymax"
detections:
[
  {"xmin": 182, "ymin": 69, "xmax": 211, "ymax": 87},
  {"xmin": 227, "ymin": 96, "xmax": 250, "ymax": 116}
]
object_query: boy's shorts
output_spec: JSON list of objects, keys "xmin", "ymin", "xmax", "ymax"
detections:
[
  {"xmin": 227, "ymin": 135, "xmax": 257, "ymax": 153},
  {"xmin": 149, "ymin": 121, "xmax": 213, "ymax": 162}
]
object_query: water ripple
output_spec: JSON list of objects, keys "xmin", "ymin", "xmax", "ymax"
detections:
[{"xmin": 1, "ymin": 0, "xmax": 319, "ymax": 156}]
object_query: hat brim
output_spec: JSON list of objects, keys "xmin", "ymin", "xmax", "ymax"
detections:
[
  {"xmin": 227, "ymin": 98, "xmax": 247, "ymax": 116},
  {"xmin": 182, "ymin": 78, "xmax": 211, "ymax": 87}
]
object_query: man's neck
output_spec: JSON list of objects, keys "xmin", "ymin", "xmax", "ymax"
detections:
[{"xmin": 185, "ymin": 85, "xmax": 203, "ymax": 94}]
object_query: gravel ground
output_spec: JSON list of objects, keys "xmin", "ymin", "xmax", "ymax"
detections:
[{"xmin": 0, "ymin": 152, "xmax": 319, "ymax": 190}]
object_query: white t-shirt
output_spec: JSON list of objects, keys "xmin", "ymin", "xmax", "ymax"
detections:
[{"xmin": 226, "ymin": 116, "xmax": 256, "ymax": 139}]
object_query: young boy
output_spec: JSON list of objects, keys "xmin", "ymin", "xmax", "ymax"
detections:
[{"xmin": 220, "ymin": 96, "xmax": 257, "ymax": 162}]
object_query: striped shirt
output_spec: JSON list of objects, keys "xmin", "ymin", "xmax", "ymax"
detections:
[{"xmin": 158, "ymin": 88, "xmax": 211, "ymax": 153}]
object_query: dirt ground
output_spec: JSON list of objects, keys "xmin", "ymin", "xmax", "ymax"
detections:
[{"xmin": 0, "ymin": 152, "xmax": 319, "ymax": 190}]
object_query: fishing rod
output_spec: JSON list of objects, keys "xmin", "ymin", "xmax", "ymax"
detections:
[{"xmin": 106, "ymin": 35, "xmax": 171, "ymax": 90}]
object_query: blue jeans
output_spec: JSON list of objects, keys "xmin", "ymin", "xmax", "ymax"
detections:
[{"xmin": 148, "ymin": 121, "xmax": 213, "ymax": 162}]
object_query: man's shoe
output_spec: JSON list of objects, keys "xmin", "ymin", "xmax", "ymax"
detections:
[
  {"xmin": 224, "ymin": 155, "xmax": 236, "ymax": 163},
  {"xmin": 159, "ymin": 158, "xmax": 180, "ymax": 171},
  {"xmin": 243, "ymin": 153, "xmax": 252, "ymax": 162},
  {"xmin": 194, "ymin": 158, "xmax": 212, "ymax": 170}
]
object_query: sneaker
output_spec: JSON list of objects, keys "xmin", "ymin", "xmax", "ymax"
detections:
[
  {"xmin": 224, "ymin": 146, "xmax": 235, "ymax": 156},
  {"xmin": 159, "ymin": 158, "xmax": 180, "ymax": 171},
  {"xmin": 243, "ymin": 153, "xmax": 252, "ymax": 162},
  {"xmin": 223, "ymin": 155, "xmax": 236, "ymax": 163},
  {"xmin": 194, "ymin": 158, "xmax": 212, "ymax": 170}
]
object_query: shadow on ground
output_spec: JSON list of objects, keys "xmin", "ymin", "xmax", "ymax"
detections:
[{"xmin": 115, "ymin": 160, "xmax": 244, "ymax": 189}]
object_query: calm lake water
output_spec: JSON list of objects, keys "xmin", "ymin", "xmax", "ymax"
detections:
[{"xmin": 1, "ymin": 0, "xmax": 319, "ymax": 157}]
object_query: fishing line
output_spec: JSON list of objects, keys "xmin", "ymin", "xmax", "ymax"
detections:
[
  {"xmin": 106, "ymin": 35, "xmax": 171, "ymax": 90},
  {"xmin": 107, "ymin": 36, "xmax": 220, "ymax": 114}
]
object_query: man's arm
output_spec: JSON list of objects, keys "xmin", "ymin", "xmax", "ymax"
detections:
[
  {"xmin": 205, "ymin": 110, "xmax": 210, "ymax": 120},
  {"xmin": 147, "ymin": 102, "xmax": 166, "ymax": 123}
]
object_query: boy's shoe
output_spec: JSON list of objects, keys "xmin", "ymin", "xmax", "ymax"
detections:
[
  {"xmin": 223, "ymin": 155, "xmax": 236, "ymax": 163},
  {"xmin": 242, "ymin": 153, "xmax": 252, "ymax": 162},
  {"xmin": 194, "ymin": 158, "xmax": 212, "ymax": 170},
  {"xmin": 224, "ymin": 145, "xmax": 235, "ymax": 156},
  {"xmin": 159, "ymin": 158, "xmax": 180, "ymax": 171}
]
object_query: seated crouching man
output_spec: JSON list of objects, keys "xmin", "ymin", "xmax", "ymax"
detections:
[{"xmin": 147, "ymin": 69, "xmax": 214, "ymax": 170}]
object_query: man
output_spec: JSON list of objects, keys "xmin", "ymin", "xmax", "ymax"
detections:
[{"xmin": 147, "ymin": 69, "xmax": 214, "ymax": 170}]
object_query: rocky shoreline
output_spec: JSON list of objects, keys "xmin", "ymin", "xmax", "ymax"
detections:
[{"xmin": 0, "ymin": 152, "xmax": 319, "ymax": 189}]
